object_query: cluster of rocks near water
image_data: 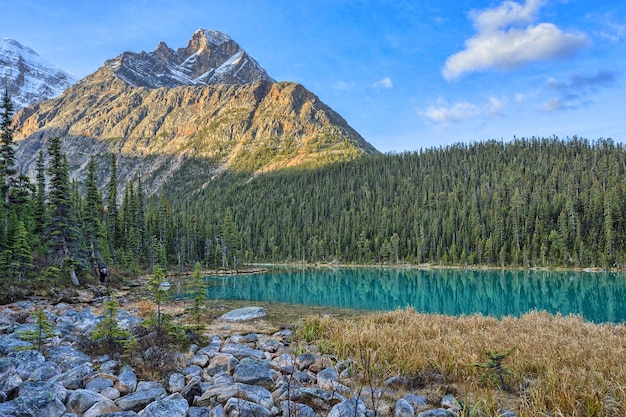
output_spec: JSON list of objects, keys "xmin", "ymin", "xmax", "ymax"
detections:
[{"xmin": 0, "ymin": 300, "xmax": 517, "ymax": 417}]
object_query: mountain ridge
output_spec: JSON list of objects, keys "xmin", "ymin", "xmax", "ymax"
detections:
[
  {"xmin": 0, "ymin": 38, "xmax": 76, "ymax": 111},
  {"xmin": 11, "ymin": 29, "xmax": 377, "ymax": 196}
]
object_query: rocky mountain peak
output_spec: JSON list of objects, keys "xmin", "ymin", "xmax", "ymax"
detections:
[
  {"xmin": 106, "ymin": 28, "xmax": 274, "ymax": 89},
  {"xmin": 0, "ymin": 38, "xmax": 76, "ymax": 111}
]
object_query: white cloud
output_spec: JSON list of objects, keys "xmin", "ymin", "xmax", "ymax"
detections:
[
  {"xmin": 442, "ymin": 0, "xmax": 589, "ymax": 80},
  {"xmin": 373, "ymin": 76, "xmax": 393, "ymax": 89},
  {"xmin": 422, "ymin": 96, "xmax": 508, "ymax": 123},
  {"xmin": 422, "ymin": 98, "xmax": 481, "ymax": 123}
]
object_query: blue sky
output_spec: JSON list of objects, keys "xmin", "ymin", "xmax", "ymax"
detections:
[{"xmin": 3, "ymin": 0, "xmax": 626, "ymax": 152}]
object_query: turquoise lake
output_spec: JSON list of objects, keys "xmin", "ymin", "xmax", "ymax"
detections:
[{"xmin": 202, "ymin": 268, "xmax": 626, "ymax": 324}]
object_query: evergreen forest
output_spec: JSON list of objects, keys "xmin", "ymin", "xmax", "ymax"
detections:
[{"xmin": 2, "ymin": 87, "xmax": 626, "ymax": 300}]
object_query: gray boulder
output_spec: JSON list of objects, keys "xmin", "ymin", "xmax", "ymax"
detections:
[
  {"xmin": 233, "ymin": 358, "xmax": 274, "ymax": 389},
  {"xmin": 27, "ymin": 361, "xmax": 62, "ymax": 381},
  {"xmin": 209, "ymin": 404, "xmax": 226, "ymax": 417},
  {"xmin": 101, "ymin": 386, "xmax": 121, "ymax": 400},
  {"xmin": 0, "ymin": 393, "xmax": 66, "ymax": 417},
  {"xmin": 167, "ymin": 373, "xmax": 185, "ymax": 393},
  {"xmin": 86, "ymin": 376, "xmax": 115, "ymax": 392},
  {"xmin": 394, "ymin": 398, "xmax": 415, "ymax": 417},
  {"xmin": 50, "ymin": 362, "xmax": 93, "ymax": 389},
  {"xmin": 197, "ymin": 335, "xmax": 222, "ymax": 357},
  {"xmin": 18, "ymin": 381, "xmax": 68, "ymax": 404},
  {"xmin": 10, "ymin": 349, "xmax": 45, "ymax": 380},
  {"xmin": 206, "ymin": 353, "xmax": 239, "ymax": 376},
  {"xmin": 196, "ymin": 382, "xmax": 274, "ymax": 410},
  {"xmin": 179, "ymin": 375, "xmax": 203, "ymax": 404},
  {"xmin": 279, "ymin": 400, "xmax": 315, "ymax": 417},
  {"xmin": 117, "ymin": 365, "xmax": 138, "ymax": 394},
  {"xmin": 402, "ymin": 393, "xmax": 427, "ymax": 410},
  {"xmin": 295, "ymin": 353, "xmax": 316, "ymax": 370},
  {"xmin": 46, "ymin": 346, "xmax": 91, "ymax": 372},
  {"xmin": 97, "ymin": 412, "xmax": 140, "ymax": 417},
  {"xmin": 114, "ymin": 387, "xmax": 167, "ymax": 412},
  {"xmin": 0, "ymin": 337, "xmax": 32, "ymax": 354},
  {"xmin": 297, "ymin": 387, "xmax": 345, "ymax": 411},
  {"xmin": 224, "ymin": 398, "xmax": 272, "ymax": 417},
  {"xmin": 82, "ymin": 399, "xmax": 122, "ymax": 417},
  {"xmin": 66, "ymin": 389, "xmax": 109, "ymax": 415},
  {"xmin": 328, "ymin": 398, "xmax": 367, "ymax": 417},
  {"xmin": 219, "ymin": 307, "xmax": 265, "ymax": 322},
  {"xmin": 138, "ymin": 393, "xmax": 189, "ymax": 417},
  {"xmin": 221, "ymin": 344, "xmax": 265, "ymax": 360},
  {"xmin": 188, "ymin": 406, "xmax": 210, "ymax": 417},
  {"xmin": 189, "ymin": 353, "xmax": 210, "ymax": 367}
]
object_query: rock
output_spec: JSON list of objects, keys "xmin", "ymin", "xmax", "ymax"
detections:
[
  {"xmin": 402, "ymin": 393, "xmax": 427, "ymax": 410},
  {"xmin": 0, "ymin": 337, "xmax": 32, "ymax": 354},
  {"xmin": 188, "ymin": 406, "xmax": 211, "ymax": 417},
  {"xmin": 316, "ymin": 367, "xmax": 351, "ymax": 396},
  {"xmin": 295, "ymin": 353, "xmax": 316, "ymax": 370},
  {"xmin": 417, "ymin": 409, "xmax": 458, "ymax": 417},
  {"xmin": 273, "ymin": 353, "xmax": 294, "ymax": 372},
  {"xmin": 46, "ymin": 345, "xmax": 91, "ymax": 372},
  {"xmin": 328, "ymin": 398, "xmax": 367, "ymax": 417},
  {"xmin": 441, "ymin": 394, "xmax": 461, "ymax": 411},
  {"xmin": 189, "ymin": 353, "xmax": 210, "ymax": 367},
  {"xmin": 117, "ymin": 365, "xmax": 138, "ymax": 394},
  {"xmin": 0, "ymin": 372, "xmax": 21, "ymax": 397},
  {"xmin": 66, "ymin": 389, "xmax": 109, "ymax": 415},
  {"xmin": 258, "ymin": 338, "xmax": 283, "ymax": 353},
  {"xmin": 50, "ymin": 362, "xmax": 93, "ymax": 389},
  {"xmin": 167, "ymin": 373, "xmax": 185, "ymax": 393},
  {"xmin": 219, "ymin": 307, "xmax": 266, "ymax": 323},
  {"xmin": 224, "ymin": 397, "xmax": 272, "ymax": 417},
  {"xmin": 209, "ymin": 404, "xmax": 226, "ymax": 417},
  {"xmin": 101, "ymin": 386, "xmax": 121, "ymax": 400},
  {"xmin": 138, "ymin": 393, "xmax": 189, "ymax": 417},
  {"xmin": 499, "ymin": 409, "xmax": 518, "ymax": 417},
  {"xmin": 221, "ymin": 344, "xmax": 265, "ymax": 360},
  {"xmin": 27, "ymin": 361, "xmax": 62, "ymax": 381},
  {"xmin": 233, "ymin": 358, "xmax": 275, "ymax": 389},
  {"xmin": 10, "ymin": 349, "xmax": 45, "ymax": 380},
  {"xmin": 18, "ymin": 381, "xmax": 68, "ymax": 404},
  {"xmin": 298, "ymin": 387, "xmax": 345, "ymax": 410},
  {"xmin": 280, "ymin": 400, "xmax": 315, "ymax": 417},
  {"xmin": 394, "ymin": 398, "xmax": 415, "ymax": 417},
  {"xmin": 99, "ymin": 360, "xmax": 120, "ymax": 375},
  {"xmin": 180, "ymin": 375, "xmax": 203, "ymax": 403},
  {"xmin": 317, "ymin": 367, "xmax": 339, "ymax": 390},
  {"xmin": 182, "ymin": 365, "xmax": 204, "ymax": 379},
  {"xmin": 0, "ymin": 393, "xmax": 66, "ymax": 417},
  {"xmin": 206, "ymin": 353, "xmax": 239, "ymax": 376},
  {"xmin": 196, "ymin": 382, "xmax": 274, "ymax": 410},
  {"xmin": 86, "ymin": 376, "xmax": 115, "ymax": 392},
  {"xmin": 114, "ymin": 387, "xmax": 167, "ymax": 412},
  {"xmin": 97, "ymin": 412, "xmax": 141, "ymax": 417},
  {"xmin": 83, "ymin": 398, "xmax": 121, "ymax": 417},
  {"xmin": 74, "ymin": 289, "xmax": 96, "ymax": 303},
  {"xmin": 197, "ymin": 335, "xmax": 222, "ymax": 357}
]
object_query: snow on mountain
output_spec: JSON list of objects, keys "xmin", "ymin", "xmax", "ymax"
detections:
[
  {"xmin": 0, "ymin": 38, "xmax": 77, "ymax": 111},
  {"xmin": 105, "ymin": 29, "xmax": 275, "ymax": 88}
]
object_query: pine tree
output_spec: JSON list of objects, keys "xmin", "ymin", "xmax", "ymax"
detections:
[
  {"xmin": 188, "ymin": 262, "xmax": 205, "ymax": 324},
  {"xmin": 18, "ymin": 307, "xmax": 56, "ymax": 352},
  {"xmin": 45, "ymin": 137, "xmax": 83, "ymax": 286},
  {"xmin": 83, "ymin": 156, "xmax": 104, "ymax": 274},
  {"xmin": 106, "ymin": 153, "xmax": 120, "ymax": 254},
  {"xmin": 33, "ymin": 150, "xmax": 47, "ymax": 239},
  {"xmin": 0, "ymin": 89, "xmax": 16, "ymax": 235}
]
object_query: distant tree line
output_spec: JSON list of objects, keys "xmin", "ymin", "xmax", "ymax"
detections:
[
  {"xmin": 3, "ymin": 85, "xmax": 626, "ymax": 300},
  {"xmin": 188, "ymin": 136, "xmax": 626, "ymax": 269}
]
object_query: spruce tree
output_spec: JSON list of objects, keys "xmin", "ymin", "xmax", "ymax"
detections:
[
  {"xmin": 106, "ymin": 153, "xmax": 120, "ymax": 255},
  {"xmin": 45, "ymin": 137, "xmax": 83, "ymax": 286},
  {"xmin": 83, "ymin": 156, "xmax": 104, "ymax": 273},
  {"xmin": 0, "ymin": 89, "xmax": 16, "ymax": 235}
]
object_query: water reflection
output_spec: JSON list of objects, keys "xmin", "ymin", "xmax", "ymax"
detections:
[{"xmin": 204, "ymin": 268, "xmax": 626, "ymax": 324}]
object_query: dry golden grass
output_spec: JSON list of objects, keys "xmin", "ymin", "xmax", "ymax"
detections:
[{"xmin": 295, "ymin": 309, "xmax": 626, "ymax": 417}]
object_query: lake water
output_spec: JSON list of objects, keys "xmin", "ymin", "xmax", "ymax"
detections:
[{"xmin": 202, "ymin": 267, "xmax": 626, "ymax": 324}]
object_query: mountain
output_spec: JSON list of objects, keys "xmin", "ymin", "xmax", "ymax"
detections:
[
  {"xmin": 108, "ymin": 29, "xmax": 275, "ymax": 88},
  {"xmin": 13, "ymin": 29, "xmax": 377, "ymax": 197},
  {"xmin": 0, "ymin": 38, "xmax": 76, "ymax": 111}
]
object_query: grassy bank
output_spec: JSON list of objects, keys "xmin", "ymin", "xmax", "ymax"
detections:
[{"xmin": 295, "ymin": 309, "xmax": 626, "ymax": 416}]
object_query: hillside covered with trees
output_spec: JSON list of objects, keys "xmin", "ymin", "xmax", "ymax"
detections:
[{"xmin": 2, "ymin": 87, "xmax": 626, "ymax": 300}]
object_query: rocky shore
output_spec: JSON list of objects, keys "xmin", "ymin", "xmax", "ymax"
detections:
[{"xmin": 0, "ymin": 298, "xmax": 516, "ymax": 417}]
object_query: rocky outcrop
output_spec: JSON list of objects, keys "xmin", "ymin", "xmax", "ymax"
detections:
[{"xmin": 0, "ymin": 300, "xmax": 513, "ymax": 417}]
